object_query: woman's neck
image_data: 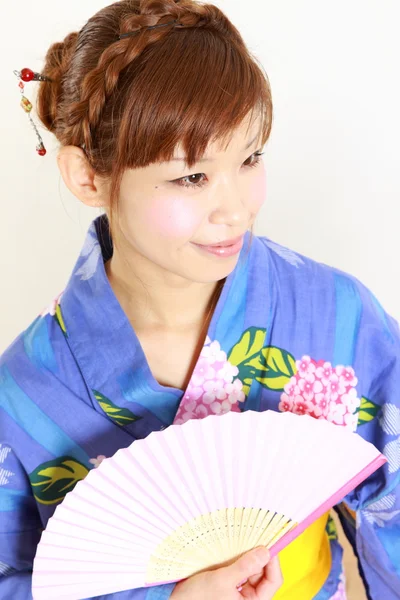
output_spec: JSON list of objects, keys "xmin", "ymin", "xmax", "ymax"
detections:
[{"xmin": 105, "ymin": 249, "xmax": 223, "ymax": 333}]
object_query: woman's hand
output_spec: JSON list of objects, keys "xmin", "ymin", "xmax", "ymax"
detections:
[{"xmin": 170, "ymin": 547, "xmax": 283, "ymax": 599}]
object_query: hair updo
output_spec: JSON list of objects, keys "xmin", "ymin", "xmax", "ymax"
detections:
[{"xmin": 37, "ymin": 0, "xmax": 273, "ymax": 222}]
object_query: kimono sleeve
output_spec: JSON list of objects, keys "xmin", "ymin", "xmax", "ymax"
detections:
[
  {"xmin": 337, "ymin": 281, "xmax": 400, "ymax": 600},
  {"xmin": 0, "ymin": 447, "xmax": 175, "ymax": 599},
  {"xmin": 0, "ymin": 324, "xmax": 176, "ymax": 599}
]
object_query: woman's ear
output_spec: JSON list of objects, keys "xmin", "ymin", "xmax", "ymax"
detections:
[{"xmin": 57, "ymin": 146, "xmax": 110, "ymax": 208}]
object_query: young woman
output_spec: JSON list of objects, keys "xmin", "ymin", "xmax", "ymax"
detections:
[{"xmin": 2, "ymin": 1, "xmax": 399, "ymax": 599}]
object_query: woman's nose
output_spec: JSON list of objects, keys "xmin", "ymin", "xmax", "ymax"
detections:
[{"xmin": 209, "ymin": 184, "xmax": 250, "ymax": 227}]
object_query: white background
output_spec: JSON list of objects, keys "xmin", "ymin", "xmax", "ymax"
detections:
[{"xmin": 1, "ymin": 0, "xmax": 399, "ymax": 352}]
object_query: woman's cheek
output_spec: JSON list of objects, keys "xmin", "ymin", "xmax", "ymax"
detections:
[
  {"xmin": 247, "ymin": 165, "xmax": 267, "ymax": 213},
  {"xmin": 147, "ymin": 196, "xmax": 204, "ymax": 238}
]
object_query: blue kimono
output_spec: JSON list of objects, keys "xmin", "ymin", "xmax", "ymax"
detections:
[{"xmin": 1, "ymin": 214, "xmax": 399, "ymax": 599}]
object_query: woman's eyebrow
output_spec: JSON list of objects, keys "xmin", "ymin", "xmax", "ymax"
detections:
[{"xmin": 170, "ymin": 133, "xmax": 261, "ymax": 164}]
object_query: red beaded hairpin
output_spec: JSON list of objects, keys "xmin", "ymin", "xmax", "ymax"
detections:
[
  {"xmin": 13, "ymin": 68, "xmax": 52, "ymax": 156},
  {"xmin": 14, "ymin": 22, "xmax": 180, "ymax": 156}
]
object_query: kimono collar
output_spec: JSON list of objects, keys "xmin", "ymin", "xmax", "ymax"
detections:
[{"xmin": 60, "ymin": 216, "xmax": 272, "ymax": 431}]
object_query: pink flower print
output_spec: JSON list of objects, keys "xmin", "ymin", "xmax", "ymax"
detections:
[
  {"xmin": 217, "ymin": 362, "xmax": 239, "ymax": 384},
  {"xmin": 296, "ymin": 356, "xmax": 315, "ymax": 378},
  {"xmin": 179, "ymin": 411, "xmax": 196, "ymax": 424},
  {"xmin": 221, "ymin": 399, "xmax": 233, "ymax": 413},
  {"xmin": 279, "ymin": 355, "xmax": 361, "ymax": 431},
  {"xmin": 224, "ymin": 379, "xmax": 245, "ymax": 405},
  {"xmin": 174, "ymin": 415, "xmax": 187, "ymax": 425},
  {"xmin": 183, "ymin": 385, "xmax": 203, "ymax": 403},
  {"xmin": 327, "ymin": 403, "xmax": 347, "ymax": 426},
  {"xmin": 327, "ymin": 374, "xmax": 346, "ymax": 402},
  {"xmin": 210, "ymin": 401, "xmax": 223, "ymax": 414},
  {"xmin": 293, "ymin": 396, "xmax": 314, "ymax": 416},
  {"xmin": 279, "ymin": 393, "xmax": 294, "ymax": 413},
  {"xmin": 341, "ymin": 388, "xmax": 361, "ymax": 413},
  {"xmin": 312, "ymin": 403, "xmax": 323, "ymax": 418},
  {"xmin": 209, "ymin": 399, "xmax": 233, "ymax": 415},
  {"xmin": 191, "ymin": 358, "xmax": 215, "ymax": 387},
  {"xmin": 314, "ymin": 392, "xmax": 330, "ymax": 417},
  {"xmin": 312, "ymin": 379, "xmax": 323, "ymax": 394},
  {"xmin": 179, "ymin": 399, "xmax": 197, "ymax": 414},
  {"xmin": 284, "ymin": 376, "xmax": 299, "ymax": 397},
  {"xmin": 316, "ymin": 362, "xmax": 333, "ymax": 386},
  {"xmin": 201, "ymin": 340, "xmax": 227, "ymax": 364},
  {"xmin": 194, "ymin": 404, "xmax": 209, "ymax": 419},
  {"xmin": 203, "ymin": 379, "xmax": 227, "ymax": 405},
  {"xmin": 336, "ymin": 365, "xmax": 358, "ymax": 388},
  {"xmin": 174, "ymin": 337, "xmax": 247, "ymax": 425},
  {"xmin": 344, "ymin": 412, "xmax": 359, "ymax": 431},
  {"xmin": 298, "ymin": 374, "xmax": 322, "ymax": 402},
  {"xmin": 89, "ymin": 455, "xmax": 107, "ymax": 468}
]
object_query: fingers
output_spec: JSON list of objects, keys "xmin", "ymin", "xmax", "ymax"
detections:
[
  {"xmin": 254, "ymin": 557, "xmax": 283, "ymax": 598},
  {"xmin": 247, "ymin": 570, "xmax": 264, "ymax": 588},
  {"xmin": 236, "ymin": 571, "xmax": 263, "ymax": 595},
  {"xmin": 265, "ymin": 557, "xmax": 283, "ymax": 585},
  {"xmin": 223, "ymin": 547, "xmax": 270, "ymax": 587}
]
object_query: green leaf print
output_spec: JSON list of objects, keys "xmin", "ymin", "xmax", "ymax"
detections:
[
  {"xmin": 326, "ymin": 514, "xmax": 338, "ymax": 541},
  {"xmin": 228, "ymin": 328, "xmax": 267, "ymax": 396},
  {"xmin": 228, "ymin": 328, "xmax": 267, "ymax": 365},
  {"xmin": 254, "ymin": 347, "xmax": 297, "ymax": 390},
  {"xmin": 93, "ymin": 390, "xmax": 142, "ymax": 426},
  {"xmin": 228, "ymin": 328, "xmax": 297, "ymax": 395},
  {"xmin": 30, "ymin": 456, "xmax": 89, "ymax": 504},
  {"xmin": 356, "ymin": 396, "xmax": 381, "ymax": 426},
  {"xmin": 54, "ymin": 304, "xmax": 67, "ymax": 337}
]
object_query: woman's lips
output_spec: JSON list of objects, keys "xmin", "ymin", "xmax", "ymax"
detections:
[{"xmin": 192, "ymin": 235, "xmax": 244, "ymax": 257}]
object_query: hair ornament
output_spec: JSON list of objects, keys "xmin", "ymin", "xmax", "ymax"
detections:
[{"xmin": 13, "ymin": 68, "xmax": 52, "ymax": 156}]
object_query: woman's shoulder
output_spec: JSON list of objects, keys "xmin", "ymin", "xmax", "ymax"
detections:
[
  {"xmin": 255, "ymin": 234, "xmax": 350, "ymax": 276},
  {"xmin": 255, "ymin": 235, "xmax": 373, "ymax": 292},
  {"xmin": 0, "ymin": 296, "xmax": 84, "ymax": 408},
  {"xmin": 254, "ymin": 235, "xmax": 398, "ymax": 334}
]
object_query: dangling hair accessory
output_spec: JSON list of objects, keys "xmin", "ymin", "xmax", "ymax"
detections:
[{"xmin": 13, "ymin": 68, "xmax": 52, "ymax": 156}]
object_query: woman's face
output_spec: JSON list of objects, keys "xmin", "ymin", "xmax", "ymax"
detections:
[{"xmin": 114, "ymin": 117, "xmax": 267, "ymax": 284}]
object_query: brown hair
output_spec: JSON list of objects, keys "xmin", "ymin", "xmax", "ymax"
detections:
[{"xmin": 37, "ymin": 0, "xmax": 273, "ymax": 225}]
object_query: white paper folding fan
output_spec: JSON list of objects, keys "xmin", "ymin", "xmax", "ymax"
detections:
[{"xmin": 32, "ymin": 410, "xmax": 386, "ymax": 599}]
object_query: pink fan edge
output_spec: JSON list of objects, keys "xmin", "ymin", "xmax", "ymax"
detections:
[{"xmin": 144, "ymin": 453, "xmax": 387, "ymax": 587}]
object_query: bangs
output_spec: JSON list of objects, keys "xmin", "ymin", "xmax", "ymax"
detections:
[
  {"xmin": 111, "ymin": 27, "xmax": 273, "ymax": 171},
  {"xmin": 36, "ymin": 0, "xmax": 275, "ymax": 224}
]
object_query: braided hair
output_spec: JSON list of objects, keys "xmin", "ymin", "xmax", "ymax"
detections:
[{"xmin": 37, "ymin": 0, "xmax": 273, "ymax": 224}]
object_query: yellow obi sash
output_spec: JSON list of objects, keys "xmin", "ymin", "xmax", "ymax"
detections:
[{"xmin": 273, "ymin": 512, "xmax": 331, "ymax": 600}]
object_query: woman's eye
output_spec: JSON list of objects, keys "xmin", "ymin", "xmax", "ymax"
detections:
[
  {"xmin": 172, "ymin": 152, "xmax": 265, "ymax": 190},
  {"xmin": 177, "ymin": 173, "xmax": 206, "ymax": 189}
]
